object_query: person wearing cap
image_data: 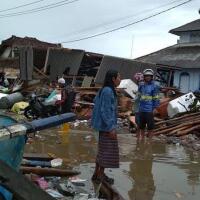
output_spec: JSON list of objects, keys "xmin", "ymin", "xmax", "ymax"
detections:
[
  {"xmin": 138, "ymin": 69, "xmax": 160, "ymax": 138},
  {"xmin": 58, "ymin": 77, "xmax": 65, "ymax": 85},
  {"xmin": 56, "ymin": 78, "xmax": 75, "ymax": 113}
]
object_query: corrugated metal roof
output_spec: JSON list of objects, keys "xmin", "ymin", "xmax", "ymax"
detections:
[
  {"xmin": 136, "ymin": 43, "xmax": 200, "ymax": 69},
  {"xmin": 170, "ymin": 19, "xmax": 200, "ymax": 36},
  {"xmin": 45, "ymin": 48, "xmax": 85, "ymax": 81},
  {"xmin": 95, "ymin": 55, "xmax": 156, "ymax": 84}
]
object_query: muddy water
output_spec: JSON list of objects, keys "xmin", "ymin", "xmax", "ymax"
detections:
[{"xmin": 25, "ymin": 127, "xmax": 200, "ymax": 200}]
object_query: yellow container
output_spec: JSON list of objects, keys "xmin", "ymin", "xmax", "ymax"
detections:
[
  {"xmin": 60, "ymin": 123, "xmax": 70, "ymax": 144},
  {"xmin": 61, "ymin": 123, "xmax": 70, "ymax": 133}
]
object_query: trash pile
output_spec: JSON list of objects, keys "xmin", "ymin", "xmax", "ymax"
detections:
[
  {"xmin": 0, "ymin": 79, "xmax": 135, "ymax": 129},
  {"xmin": 21, "ymin": 154, "xmax": 105, "ymax": 200},
  {"xmin": 153, "ymin": 92, "xmax": 200, "ymax": 150},
  {"xmin": 154, "ymin": 111, "xmax": 200, "ymax": 150}
]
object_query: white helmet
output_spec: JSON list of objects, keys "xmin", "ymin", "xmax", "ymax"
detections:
[
  {"xmin": 143, "ymin": 69, "xmax": 154, "ymax": 76},
  {"xmin": 58, "ymin": 78, "xmax": 65, "ymax": 84}
]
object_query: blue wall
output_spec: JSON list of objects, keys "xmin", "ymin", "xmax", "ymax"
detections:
[{"xmin": 174, "ymin": 68, "xmax": 200, "ymax": 93}]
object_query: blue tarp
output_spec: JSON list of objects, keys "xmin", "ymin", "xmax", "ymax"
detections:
[{"xmin": 0, "ymin": 113, "xmax": 76, "ymax": 200}]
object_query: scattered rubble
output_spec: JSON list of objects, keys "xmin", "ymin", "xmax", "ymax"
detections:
[{"xmin": 21, "ymin": 153, "xmax": 105, "ymax": 199}]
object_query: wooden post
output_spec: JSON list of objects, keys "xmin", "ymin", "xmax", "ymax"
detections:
[{"xmin": 168, "ymin": 70, "xmax": 173, "ymax": 87}]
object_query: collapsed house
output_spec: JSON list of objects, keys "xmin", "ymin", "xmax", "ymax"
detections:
[
  {"xmin": 44, "ymin": 48, "xmax": 103, "ymax": 87},
  {"xmin": 0, "ymin": 35, "xmax": 61, "ymax": 84},
  {"xmin": 0, "ymin": 35, "xmax": 177, "ymax": 90}
]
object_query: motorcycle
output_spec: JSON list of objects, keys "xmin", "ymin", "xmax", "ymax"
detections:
[{"xmin": 24, "ymin": 93, "xmax": 59, "ymax": 119}]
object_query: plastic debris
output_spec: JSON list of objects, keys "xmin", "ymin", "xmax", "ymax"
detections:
[
  {"xmin": 51, "ymin": 158, "xmax": 63, "ymax": 167},
  {"xmin": 46, "ymin": 189, "xmax": 64, "ymax": 198},
  {"xmin": 84, "ymin": 135, "xmax": 92, "ymax": 142},
  {"xmin": 69, "ymin": 176, "xmax": 87, "ymax": 183},
  {"xmin": 11, "ymin": 101, "xmax": 29, "ymax": 114},
  {"xmin": 191, "ymin": 161, "xmax": 198, "ymax": 164},
  {"xmin": 56, "ymin": 181, "xmax": 76, "ymax": 197},
  {"xmin": 167, "ymin": 92, "xmax": 199, "ymax": 118},
  {"xmin": 34, "ymin": 177, "xmax": 49, "ymax": 190},
  {"xmin": 117, "ymin": 79, "xmax": 138, "ymax": 99}
]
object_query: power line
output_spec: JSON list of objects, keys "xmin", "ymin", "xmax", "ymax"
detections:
[
  {"xmin": 56, "ymin": 0, "xmax": 185, "ymax": 39},
  {"xmin": 61, "ymin": 0, "xmax": 193, "ymax": 43},
  {"xmin": 0, "ymin": 0, "xmax": 80, "ymax": 17},
  {"xmin": 0, "ymin": 0, "xmax": 46, "ymax": 13},
  {"xmin": 0, "ymin": 0, "xmax": 82, "ymax": 18}
]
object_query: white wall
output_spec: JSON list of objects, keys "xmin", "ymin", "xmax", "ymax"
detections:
[{"xmin": 174, "ymin": 68, "xmax": 200, "ymax": 92}]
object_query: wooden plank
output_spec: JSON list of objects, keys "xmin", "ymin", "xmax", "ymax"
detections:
[
  {"xmin": 75, "ymin": 101, "xmax": 94, "ymax": 106},
  {"xmin": 20, "ymin": 167, "xmax": 80, "ymax": 177},
  {"xmin": 34, "ymin": 67, "xmax": 49, "ymax": 79},
  {"xmin": 23, "ymin": 153, "xmax": 54, "ymax": 161},
  {"xmin": 155, "ymin": 112, "xmax": 200, "ymax": 126},
  {"xmin": 0, "ymin": 160, "xmax": 56, "ymax": 200},
  {"xmin": 154, "ymin": 119, "xmax": 200, "ymax": 135}
]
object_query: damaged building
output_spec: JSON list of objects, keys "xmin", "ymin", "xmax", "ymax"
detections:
[
  {"xmin": 136, "ymin": 18, "xmax": 200, "ymax": 93},
  {"xmin": 0, "ymin": 35, "xmax": 61, "ymax": 83}
]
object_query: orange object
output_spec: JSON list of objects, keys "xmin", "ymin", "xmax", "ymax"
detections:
[
  {"xmin": 61, "ymin": 123, "xmax": 70, "ymax": 132},
  {"xmin": 156, "ymin": 98, "xmax": 170, "ymax": 119}
]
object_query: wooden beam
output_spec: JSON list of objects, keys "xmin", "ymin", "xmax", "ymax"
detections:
[
  {"xmin": 20, "ymin": 167, "xmax": 80, "ymax": 177},
  {"xmin": 34, "ymin": 67, "xmax": 49, "ymax": 79},
  {"xmin": 23, "ymin": 153, "xmax": 54, "ymax": 161}
]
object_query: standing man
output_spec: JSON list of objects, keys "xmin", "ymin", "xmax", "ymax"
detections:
[
  {"xmin": 56, "ymin": 78, "xmax": 75, "ymax": 113},
  {"xmin": 138, "ymin": 69, "xmax": 160, "ymax": 138}
]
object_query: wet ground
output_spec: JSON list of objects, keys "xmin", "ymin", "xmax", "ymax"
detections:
[{"xmin": 25, "ymin": 125, "xmax": 200, "ymax": 200}]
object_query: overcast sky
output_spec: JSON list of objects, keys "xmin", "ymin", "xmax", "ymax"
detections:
[{"xmin": 0, "ymin": 0, "xmax": 199, "ymax": 58}]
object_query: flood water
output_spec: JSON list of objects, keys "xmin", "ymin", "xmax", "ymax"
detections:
[{"xmin": 25, "ymin": 126, "xmax": 200, "ymax": 200}]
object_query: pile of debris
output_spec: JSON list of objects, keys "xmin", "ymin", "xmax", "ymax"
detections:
[
  {"xmin": 154, "ymin": 111, "xmax": 200, "ymax": 151},
  {"xmin": 151, "ymin": 91, "xmax": 200, "ymax": 150},
  {"xmin": 154, "ymin": 111, "xmax": 200, "ymax": 137},
  {"xmin": 21, "ymin": 153, "xmax": 104, "ymax": 200}
]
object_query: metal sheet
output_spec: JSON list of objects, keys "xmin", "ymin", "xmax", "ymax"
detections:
[
  {"xmin": 45, "ymin": 48, "xmax": 84, "ymax": 81},
  {"xmin": 95, "ymin": 55, "xmax": 156, "ymax": 84}
]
